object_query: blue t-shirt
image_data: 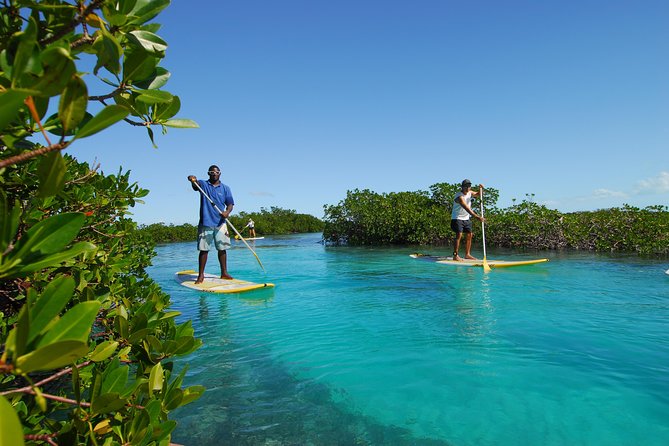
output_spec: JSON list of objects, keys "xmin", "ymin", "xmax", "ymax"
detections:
[{"xmin": 197, "ymin": 179, "xmax": 234, "ymax": 227}]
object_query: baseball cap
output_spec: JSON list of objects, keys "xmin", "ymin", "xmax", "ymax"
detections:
[{"xmin": 461, "ymin": 179, "xmax": 472, "ymax": 187}]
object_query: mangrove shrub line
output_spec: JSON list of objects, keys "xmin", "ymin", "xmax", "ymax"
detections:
[
  {"xmin": 232, "ymin": 207, "xmax": 323, "ymax": 236},
  {"xmin": 137, "ymin": 207, "xmax": 323, "ymax": 244},
  {"xmin": 323, "ymin": 184, "xmax": 668, "ymax": 255}
]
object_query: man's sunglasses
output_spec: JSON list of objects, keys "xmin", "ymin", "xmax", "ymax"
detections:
[{"xmin": 207, "ymin": 171, "xmax": 221, "ymax": 175}]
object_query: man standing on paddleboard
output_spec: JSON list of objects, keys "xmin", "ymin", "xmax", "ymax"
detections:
[
  {"xmin": 451, "ymin": 179, "xmax": 485, "ymax": 261},
  {"xmin": 188, "ymin": 165, "xmax": 235, "ymax": 283}
]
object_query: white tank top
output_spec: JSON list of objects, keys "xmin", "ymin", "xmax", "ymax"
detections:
[{"xmin": 451, "ymin": 191, "xmax": 472, "ymax": 220}]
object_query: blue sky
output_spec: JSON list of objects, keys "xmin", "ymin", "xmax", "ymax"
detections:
[{"xmin": 69, "ymin": 0, "xmax": 669, "ymax": 224}]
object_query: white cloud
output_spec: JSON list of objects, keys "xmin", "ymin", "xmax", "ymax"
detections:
[
  {"xmin": 635, "ymin": 171, "xmax": 669, "ymax": 194},
  {"xmin": 547, "ymin": 173, "xmax": 668, "ymax": 212},
  {"xmin": 249, "ymin": 191, "xmax": 274, "ymax": 197},
  {"xmin": 591, "ymin": 188, "xmax": 628, "ymax": 199}
]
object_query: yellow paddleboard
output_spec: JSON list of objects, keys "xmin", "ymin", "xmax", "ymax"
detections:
[
  {"xmin": 410, "ymin": 253, "xmax": 549, "ymax": 268},
  {"xmin": 175, "ymin": 270, "xmax": 274, "ymax": 294}
]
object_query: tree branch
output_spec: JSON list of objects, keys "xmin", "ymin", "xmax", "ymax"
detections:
[
  {"xmin": 0, "ymin": 141, "xmax": 69, "ymax": 169},
  {"xmin": 66, "ymin": 163, "xmax": 101, "ymax": 185},
  {"xmin": 0, "ymin": 361, "xmax": 92, "ymax": 396},
  {"xmin": 25, "ymin": 434, "xmax": 58, "ymax": 446},
  {"xmin": 89, "ymin": 87, "xmax": 126, "ymax": 102},
  {"xmin": 5, "ymin": 387, "xmax": 146, "ymax": 410},
  {"xmin": 40, "ymin": 0, "xmax": 107, "ymax": 46},
  {"xmin": 124, "ymin": 117, "xmax": 152, "ymax": 127}
]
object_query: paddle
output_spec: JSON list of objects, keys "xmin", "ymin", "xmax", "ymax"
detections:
[
  {"xmin": 190, "ymin": 179, "xmax": 265, "ymax": 272},
  {"xmin": 234, "ymin": 226, "xmax": 246, "ymax": 240},
  {"xmin": 479, "ymin": 186, "xmax": 491, "ymax": 272}
]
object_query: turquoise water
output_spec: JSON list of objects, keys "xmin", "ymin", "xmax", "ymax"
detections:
[{"xmin": 148, "ymin": 233, "xmax": 669, "ymax": 446}]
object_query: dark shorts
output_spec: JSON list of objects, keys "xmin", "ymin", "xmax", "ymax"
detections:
[{"xmin": 451, "ymin": 219, "xmax": 472, "ymax": 234}]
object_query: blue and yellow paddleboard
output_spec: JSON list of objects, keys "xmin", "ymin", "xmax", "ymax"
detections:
[{"xmin": 175, "ymin": 270, "xmax": 274, "ymax": 294}]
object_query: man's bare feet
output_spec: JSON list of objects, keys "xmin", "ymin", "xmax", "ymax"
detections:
[
  {"xmin": 194, "ymin": 276, "xmax": 204, "ymax": 284},
  {"xmin": 465, "ymin": 255, "xmax": 478, "ymax": 260},
  {"xmin": 220, "ymin": 274, "xmax": 233, "ymax": 280},
  {"xmin": 453, "ymin": 254, "xmax": 464, "ymax": 261}
]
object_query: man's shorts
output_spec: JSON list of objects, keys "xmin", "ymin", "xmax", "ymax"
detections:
[
  {"xmin": 451, "ymin": 218, "xmax": 472, "ymax": 234},
  {"xmin": 197, "ymin": 224, "xmax": 231, "ymax": 251}
]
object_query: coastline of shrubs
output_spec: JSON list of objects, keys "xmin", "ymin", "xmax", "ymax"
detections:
[
  {"xmin": 322, "ymin": 184, "xmax": 668, "ymax": 256},
  {"xmin": 137, "ymin": 208, "xmax": 324, "ymax": 244}
]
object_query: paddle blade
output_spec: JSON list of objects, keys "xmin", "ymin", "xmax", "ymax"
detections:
[
  {"xmin": 227, "ymin": 220, "xmax": 265, "ymax": 272},
  {"xmin": 482, "ymin": 257, "xmax": 492, "ymax": 272}
]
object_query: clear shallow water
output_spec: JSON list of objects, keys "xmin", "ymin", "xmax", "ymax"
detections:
[{"xmin": 148, "ymin": 233, "xmax": 669, "ymax": 446}]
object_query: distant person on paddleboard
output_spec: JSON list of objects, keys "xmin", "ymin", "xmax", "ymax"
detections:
[
  {"xmin": 245, "ymin": 218, "xmax": 256, "ymax": 238},
  {"xmin": 188, "ymin": 165, "xmax": 235, "ymax": 283},
  {"xmin": 451, "ymin": 179, "xmax": 485, "ymax": 261}
]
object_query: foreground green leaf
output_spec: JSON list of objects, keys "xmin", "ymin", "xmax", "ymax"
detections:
[
  {"xmin": 122, "ymin": 48, "xmax": 160, "ymax": 84},
  {"xmin": 152, "ymin": 420, "xmax": 177, "ymax": 442},
  {"xmin": 12, "ymin": 304, "xmax": 30, "ymax": 359},
  {"xmin": 73, "ymin": 105, "xmax": 129, "ymax": 140},
  {"xmin": 36, "ymin": 301, "xmax": 101, "ymax": 348},
  {"xmin": 0, "ymin": 396, "xmax": 25, "ymax": 446},
  {"xmin": 91, "ymin": 393, "xmax": 127, "ymax": 415},
  {"xmin": 148, "ymin": 362, "xmax": 164, "ymax": 396},
  {"xmin": 152, "ymin": 95, "xmax": 180, "ymax": 121},
  {"xmin": 0, "ymin": 89, "xmax": 30, "ymax": 130},
  {"xmin": 126, "ymin": 0, "xmax": 171, "ymax": 26},
  {"xmin": 30, "ymin": 47, "xmax": 76, "ymax": 97},
  {"xmin": 36, "ymin": 151, "xmax": 67, "ymax": 198},
  {"xmin": 0, "ymin": 211, "xmax": 96, "ymax": 277},
  {"xmin": 0, "ymin": 194, "xmax": 21, "ymax": 254},
  {"xmin": 28, "ymin": 276, "xmax": 75, "ymax": 343},
  {"xmin": 101, "ymin": 361, "xmax": 129, "ymax": 395},
  {"xmin": 92, "ymin": 27, "xmax": 122, "ymax": 75},
  {"xmin": 181, "ymin": 385, "xmax": 205, "ymax": 406},
  {"xmin": 90, "ymin": 340, "xmax": 119, "ymax": 362},
  {"xmin": 126, "ymin": 30, "xmax": 167, "ymax": 54},
  {"xmin": 162, "ymin": 119, "xmax": 198, "ymax": 128},
  {"xmin": 16, "ymin": 340, "xmax": 89, "ymax": 373},
  {"xmin": 11, "ymin": 17, "xmax": 38, "ymax": 87},
  {"xmin": 135, "ymin": 89, "xmax": 173, "ymax": 104},
  {"xmin": 133, "ymin": 67, "xmax": 171, "ymax": 90},
  {"xmin": 11, "ymin": 212, "xmax": 85, "ymax": 258},
  {"xmin": 58, "ymin": 75, "xmax": 88, "ymax": 133},
  {"xmin": 3, "ymin": 241, "xmax": 96, "ymax": 279}
]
